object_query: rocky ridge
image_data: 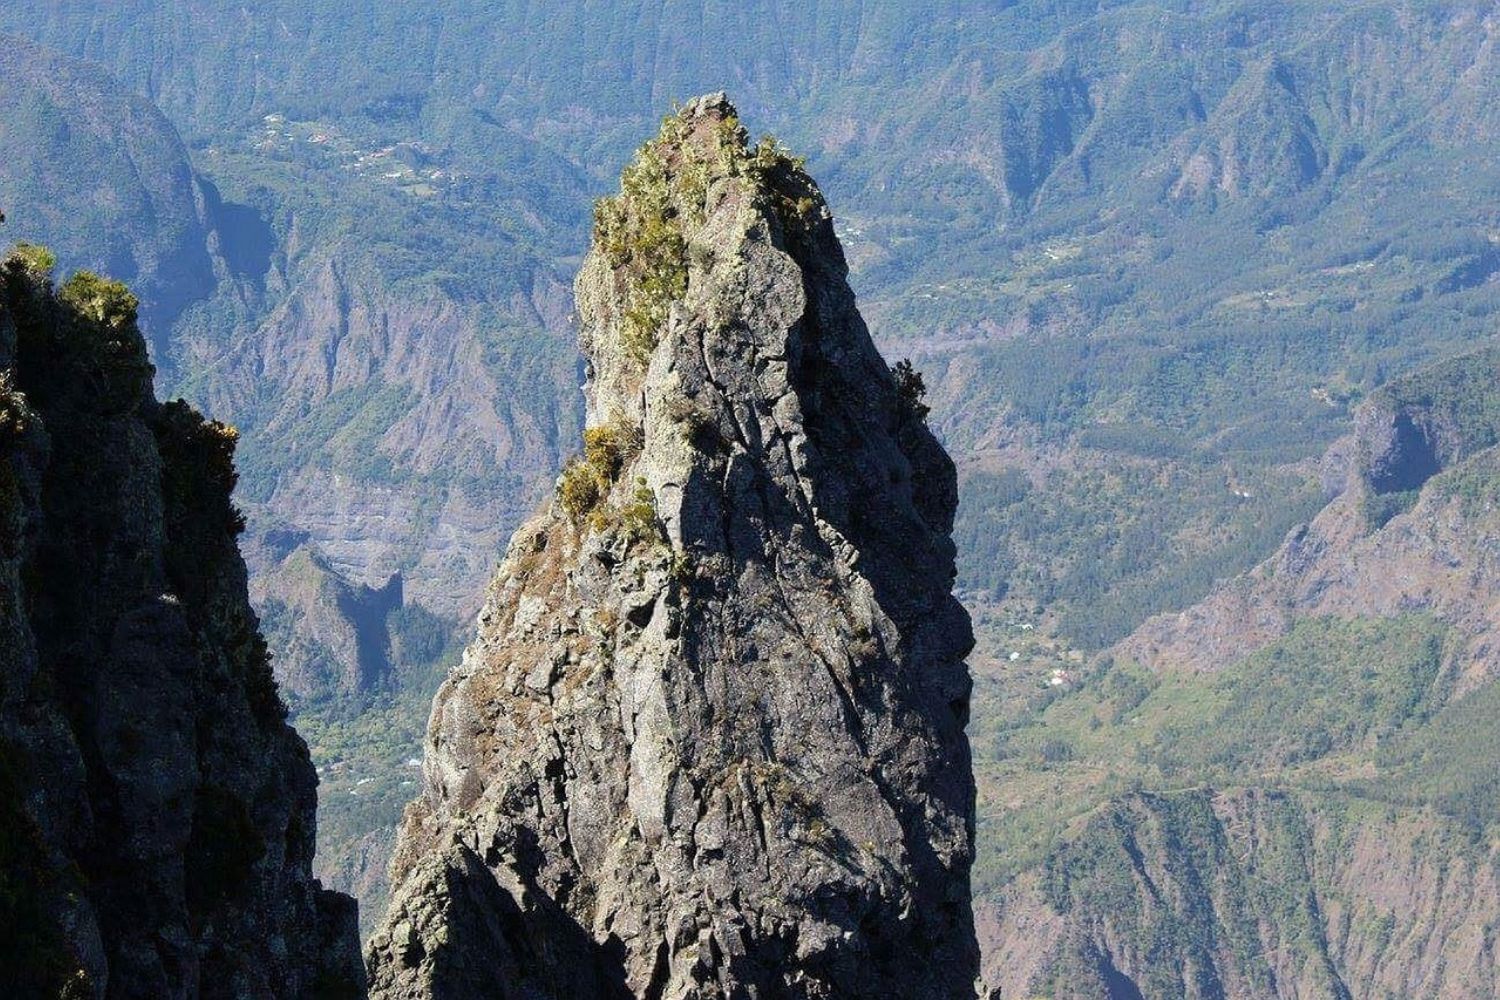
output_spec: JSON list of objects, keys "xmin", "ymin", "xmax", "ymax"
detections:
[
  {"xmin": 367, "ymin": 95, "xmax": 977, "ymax": 999},
  {"xmin": 0, "ymin": 247, "xmax": 364, "ymax": 997},
  {"xmin": 1118, "ymin": 344, "xmax": 1500, "ymax": 685}
]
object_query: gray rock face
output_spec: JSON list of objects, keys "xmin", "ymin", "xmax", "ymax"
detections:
[
  {"xmin": 1353, "ymin": 344, "xmax": 1500, "ymax": 499},
  {"xmin": 0, "ymin": 253, "xmax": 364, "ymax": 997},
  {"xmin": 368, "ymin": 94, "xmax": 978, "ymax": 999}
]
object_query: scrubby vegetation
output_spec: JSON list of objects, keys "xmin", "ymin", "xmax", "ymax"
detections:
[
  {"xmin": 0, "ymin": 372, "xmax": 34, "ymax": 440},
  {"xmin": 592, "ymin": 103, "xmax": 822, "ymax": 366},
  {"xmin": 584, "ymin": 422, "xmax": 638, "ymax": 480},
  {"xmin": 592, "ymin": 120, "xmax": 692, "ymax": 364},
  {"xmin": 557, "ymin": 457, "xmax": 604, "ymax": 520},
  {"xmin": 57, "ymin": 271, "xmax": 137, "ymax": 329},
  {"xmin": 154, "ymin": 399, "xmax": 246, "ymax": 535},
  {"xmin": 892, "ymin": 359, "xmax": 931, "ymax": 421},
  {"xmin": 616, "ymin": 480, "xmax": 659, "ymax": 544},
  {"xmin": 556, "ymin": 418, "xmax": 648, "ymax": 532},
  {"xmin": 7, "ymin": 242, "xmax": 55, "ymax": 279}
]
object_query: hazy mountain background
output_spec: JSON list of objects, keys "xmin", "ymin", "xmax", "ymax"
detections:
[{"xmin": 2, "ymin": 2, "xmax": 1499, "ymax": 991}]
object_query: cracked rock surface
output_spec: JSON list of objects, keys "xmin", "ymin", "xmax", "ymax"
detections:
[{"xmin": 367, "ymin": 94, "xmax": 977, "ymax": 1000}]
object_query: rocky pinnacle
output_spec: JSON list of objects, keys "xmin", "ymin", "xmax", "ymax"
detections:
[{"xmin": 367, "ymin": 94, "xmax": 978, "ymax": 999}]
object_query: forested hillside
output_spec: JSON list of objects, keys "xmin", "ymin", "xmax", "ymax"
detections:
[
  {"xmin": 974, "ymin": 347, "xmax": 1500, "ymax": 996},
  {"xmin": 2, "ymin": 0, "xmax": 1498, "ymax": 959},
  {"xmin": 0, "ymin": 35, "xmax": 214, "ymax": 346}
]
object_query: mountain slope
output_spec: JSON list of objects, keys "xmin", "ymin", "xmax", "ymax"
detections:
[
  {"xmin": 1118, "ymin": 345, "xmax": 1500, "ymax": 687},
  {"xmin": 985, "ymin": 788, "xmax": 1499, "ymax": 999},
  {"xmin": 972, "ymin": 343, "xmax": 1500, "ymax": 997},
  {"xmin": 0, "ymin": 33, "xmax": 215, "ymax": 348}
]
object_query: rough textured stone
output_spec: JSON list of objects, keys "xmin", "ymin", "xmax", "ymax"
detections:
[
  {"xmin": 0, "ymin": 252, "xmax": 364, "ymax": 998},
  {"xmin": 367, "ymin": 94, "xmax": 977, "ymax": 999}
]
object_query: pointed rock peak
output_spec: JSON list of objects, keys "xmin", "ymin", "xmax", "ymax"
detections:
[
  {"xmin": 370, "ymin": 97, "xmax": 976, "ymax": 1000},
  {"xmin": 567, "ymin": 94, "xmax": 941, "ymax": 562},
  {"xmin": 578, "ymin": 93, "xmax": 834, "ymax": 427}
]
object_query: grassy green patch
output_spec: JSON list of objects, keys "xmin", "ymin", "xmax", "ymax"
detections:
[{"xmin": 971, "ymin": 614, "xmax": 1467, "ymax": 893}]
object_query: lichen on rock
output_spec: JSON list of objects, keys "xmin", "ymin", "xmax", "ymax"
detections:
[{"xmin": 368, "ymin": 93, "xmax": 977, "ymax": 1000}]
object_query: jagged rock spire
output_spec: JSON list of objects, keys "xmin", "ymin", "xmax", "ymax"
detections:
[{"xmin": 367, "ymin": 94, "xmax": 977, "ymax": 1000}]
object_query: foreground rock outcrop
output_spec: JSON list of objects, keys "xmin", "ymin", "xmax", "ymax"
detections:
[
  {"xmin": 368, "ymin": 95, "xmax": 977, "ymax": 999},
  {"xmin": 0, "ymin": 248, "xmax": 364, "ymax": 997}
]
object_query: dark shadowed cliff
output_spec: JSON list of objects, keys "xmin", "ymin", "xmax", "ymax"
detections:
[{"xmin": 0, "ymin": 246, "xmax": 364, "ymax": 998}]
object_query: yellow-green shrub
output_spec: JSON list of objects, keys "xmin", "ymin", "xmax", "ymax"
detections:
[
  {"xmin": 59, "ymin": 271, "xmax": 138, "ymax": 330},
  {"xmin": 557, "ymin": 458, "xmax": 604, "ymax": 521},
  {"xmin": 5, "ymin": 243, "xmax": 56, "ymax": 280}
]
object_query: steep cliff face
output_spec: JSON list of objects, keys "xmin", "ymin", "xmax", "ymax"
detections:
[
  {"xmin": 0, "ymin": 249, "xmax": 364, "ymax": 998},
  {"xmin": 367, "ymin": 95, "xmax": 977, "ymax": 999}
]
